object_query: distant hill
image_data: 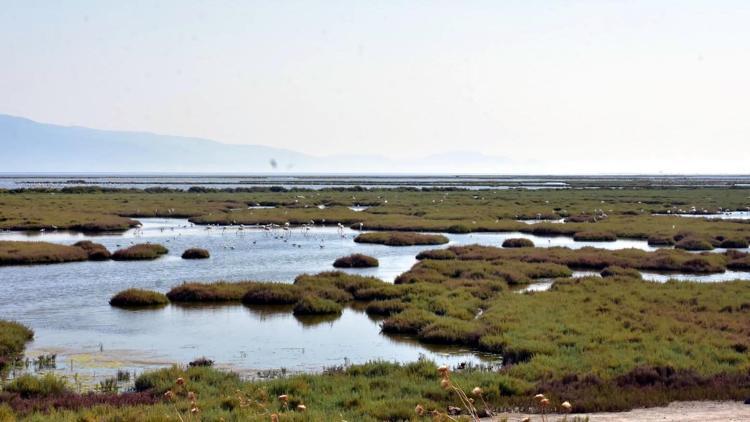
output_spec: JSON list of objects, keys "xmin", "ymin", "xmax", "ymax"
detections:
[{"xmin": 0, "ymin": 114, "xmax": 511, "ymax": 173}]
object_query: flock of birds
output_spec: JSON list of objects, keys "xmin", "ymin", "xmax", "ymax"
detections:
[{"xmin": 125, "ymin": 220, "xmax": 361, "ymax": 251}]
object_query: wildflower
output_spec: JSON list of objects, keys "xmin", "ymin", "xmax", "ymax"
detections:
[
  {"xmin": 176, "ymin": 377, "xmax": 185, "ymax": 386},
  {"xmin": 471, "ymin": 386, "xmax": 482, "ymax": 396},
  {"xmin": 540, "ymin": 398, "xmax": 550, "ymax": 406},
  {"xmin": 190, "ymin": 407, "xmax": 200, "ymax": 414},
  {"xmin": 561, "ymin": 401, "xmax": 572, "ymax": 411},
  {"xmin": 278, "ymin": 394, "xmax": 288, "ymax": 402},
  {"xmin": 440, "ymin": 378, "xmax": 451, "ymax": 389},
  {"xmin": 164, "ymin": 390, "xmax": 174, "ymax": 401},
  {"xmin": 415, "ymin": 404, "xmax": 425, "ymax": 416},
  {"xmin": 534, "ymin": 393, "xmax": 545, "ymax": 401},
  {"xmin": 271, "ymin": 414, "xmax": 279, "ymax": 422},
  {"xmin": 187, "ymin": 391, "xmax": 196, "ymax": 401},
  {"xmin": 297, "ymin": 404, "xmax": 307, "ymax": 412}
]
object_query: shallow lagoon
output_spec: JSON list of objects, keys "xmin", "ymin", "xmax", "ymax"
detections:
[{"xmin": 1, "ymin": 218, "xmax": 748, "ymax": 382}]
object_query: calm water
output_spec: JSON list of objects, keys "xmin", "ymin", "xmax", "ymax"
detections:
[{"xmin": 2, "ymin": 218, "xmax": 748, "ymax": 382}]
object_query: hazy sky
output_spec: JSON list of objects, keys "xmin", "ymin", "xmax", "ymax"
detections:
[{"xmin": 1, "ymin": 1, "xmax": 749, "ymax": 173}]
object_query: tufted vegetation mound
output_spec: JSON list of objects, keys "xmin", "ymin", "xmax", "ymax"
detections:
[
  {"xmin": 109, "ymin": 289, "xmax": 169, "ymax": 308},
  {"xmin": 332, "ymin": 253, "xmax": 379, "ymax": 268},
  {"xmin": 502, "ymin": 238, "xmax": 535, "ymax": 248},
  {"xmin": 111, "ymin": 243, "xmax": 168, "ymax": 261},
  {"xmin": 181, "ymin": 248, "xmax": 210, "ymax": 259},
  {"xmin": 73, "ymin": 241, "xmax": 112, "ymax": 260},
  {"xmin": 0, "ymin": 241, "xmax": 88, "ymax": 266},
  {"xmin": 354, "ymin": 231, "xmax": 449, "ymax": 246}
]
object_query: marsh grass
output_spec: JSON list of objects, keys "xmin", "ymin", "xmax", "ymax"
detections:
[
  {"xmin": 167, "ymin": 281, "xmax": 259, "ymax": 302},
  {"xmin": 502, "ymin": 238, "xmax": 535, "ymax": 248},
  {"xmin": 599, "ymin": 266, "xmax": 642, "ymax": 279},
  {"xmin": 111, "ymin": 243, "xmax": 168, "ymax": 261},
  {"xmin": 109, "ymin": 289, "xmax": 169, "ymax": 308},
  {"xmin": 354, "ymin": 231, "xmax": 449, "ymax": 246},
  {"xmin": 3, "ymin": 188, "xmax": 750, "ymax": 246},
  {"xmin": 0, "ymin": 241, "xmax": 88, "ymax": 266},
  {"xmin": 437, "ymin": 244, "xmax": 730, "ymax": 273},
  {"xmin": 332, "ymin": 253, "xmax": 379, "ymax": 268},
  {"xmin": 72, "ymin": 240, "xmax": 111, "ymax": 261},
  {"xmin": 241, "ymin": 283, "xmax": 302, "ymax": 305},
  {"xmin": 292, "ymin": 296, "xmax": 342, "ymax": 315},
  {"xmin": 181, "ymin": 248, "xmax": 210, "ymax": 259},
  {"xmin": 572, "ymin": 231, "xmax": 617, "ymax": 242},
  {"xmin": 0, "ymin": 321, "xmax": 33, "ymax": 372},
  {"xmin": 675, "ymin": 237, "xmax": 714, "ymax": 251}
]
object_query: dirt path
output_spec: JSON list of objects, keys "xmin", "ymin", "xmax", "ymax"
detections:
[{"xmin": 487, "ymin": 401, "xmax": 750, "ymax": 421}]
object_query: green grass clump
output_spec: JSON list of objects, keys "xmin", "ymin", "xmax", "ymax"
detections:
[
  {"xmin": 364, "ymin": 299, "xmax": 407, "ymax": 316},
  {"xmin": 111, "ymin": 243, "xmax": 168, "ymax": 261},
  {"xmin": 600, "ymin": 266, "xmax": 642, "ymax": 279},
  {"xmin": 73, "ymin": 240, "xmax": 112, "ymax": 260},
  {"xmin": 354, "ymin": 231, "xmax": 449, "ymax": 246},
  {"xmin": 241, "ymin": 283, "xmax": 302, "ymax": 305},
  {"xmin": 718, "ymin": 238, "xmax": 749, "ymax": 249},
  {"xmin": 647, "ymin": 235, "xmax": 675, "ymax": 246},
  {"xmin": 416, "ymin": 248, "xmax": 456, "ymax": 260},
  {"xmin": 3, "ymin": 374, "xmax": 69, "ymax": 398},
  {"xmin": 572, "ymin": 231, "xmax": 617, "ymax": 241},
  {"xmin": 332, "ymin": 253, "xmax": 379, "ymax": 268},
  {"xmin": 675, "ymin": 237, "xmax": 714, "ymax": 251},
  {"xmin": 502, "ymin": 238, "xmax": 534, "ymax": 248},
  {"xmin": 0, "ymin": 320, "xmax": 34, "ymax": 362},
  {"xmin": 167, "ymin": 281, "xmax": 259, "ymax": 302},
  {"xmin": 181, "ymin": 247, "xmax": 210, "ymax": 259},
  {"xmin": 0, "ymin": 241, "xmax": 88, "ymax": 266},
  {"xmin": 292, "ymin": 295, "xmax": 343, "ymax": 315},
  {"xmin": 109, "ymin": 289, "xmax": 169, "ymax": 308}
]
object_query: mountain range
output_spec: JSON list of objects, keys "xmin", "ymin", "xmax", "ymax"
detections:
[{"xmin": 0, "ymin": 114, "xmax": 512, "ymax": 173}]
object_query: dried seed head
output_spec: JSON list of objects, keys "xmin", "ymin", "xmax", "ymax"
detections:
[
  {"xmin": 440, "ymin": 378, "xmax": 451, "ymax": 389},
  {"xmin": 187, "ymin": 391, "xmax": 196, "ymax": 401},
  {"xmin": 270, "ymin": 414, "xmax": 279, "ymax": 422},
  {"xmin": 164, "ymin": 390, "xmax": 174, "ymax": 401},
  {"xmin": 534, "ymin": 393, "xmax": 545, "ymax": 401},
  {"xmin": 521, "ymin": 418, "xmax": 531, "ymax": 422},
  {"xmin": 176, "ymin": 377, "xmax": 185, "ymax": 386},
  {"xmin": 561, "ymin": 401, "xmax": 572, "ymax": 411},
  {"xmin": 278, "ymin": 394, "xmax": 288, "ymax": 402},
  {"xmin": 415, "ymin": 404, "xmax": 425, "ymax": 416},
  {"xmin": 540, "ymin": 398, "xmax": 550, "ymax": 406},
  {"xmin": 297, "ymin": 404, "xmax": 307, "ymax": 412},
  {"xmin": 471, "ymin": 387, "xmax": 482, "ymax": 396},
  {"xmin": 190, "ymin": 407, "xmax": 200, "ymax": 414}
]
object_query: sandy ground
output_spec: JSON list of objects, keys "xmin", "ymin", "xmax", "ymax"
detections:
[{"xmin": 487, "ymin": 401, "xmax": 750, "ymax": 421}]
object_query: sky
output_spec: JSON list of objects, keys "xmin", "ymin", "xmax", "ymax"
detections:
[{"xmin": 1, "ymin": 0, "xmax": 749, "ymax": 173}]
